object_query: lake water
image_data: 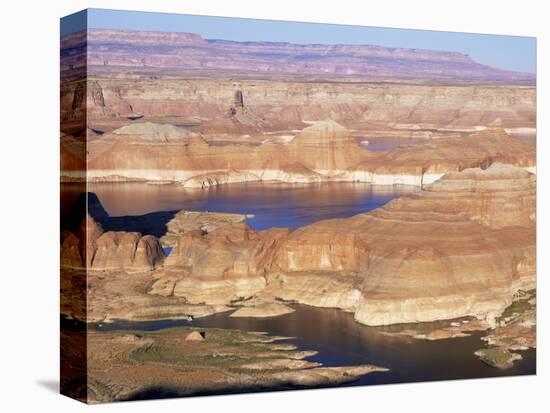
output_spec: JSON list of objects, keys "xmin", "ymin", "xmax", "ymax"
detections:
[
  {"xmin": 95, "ymin": 304, "xmax": 535, "ymax": 387},
  {"xmin": 64, "ymin": 181, "xmax": 535, "ymax": 389},
  {"xmin": 79, "ymin": 182, "xmax": 415, "ymax": 231}
]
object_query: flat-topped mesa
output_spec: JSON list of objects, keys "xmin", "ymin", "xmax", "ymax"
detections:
[
  {"xmin": 74, "ymin": 28, "xmax": 535, "ymax": 83},
  {"xmin": 87, "ymin": 29, "xmax": 208, "ymax": 48},
  {"xmin": 210, "ymin": 40, "xmax": 475, "ymax": 64}
]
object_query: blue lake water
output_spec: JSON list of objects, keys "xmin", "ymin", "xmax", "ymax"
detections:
[
  {"xmin": 63, "ymin": 181, "xmax": 535, "ymax": 393},
  {"xmin": 85, "ymin": 181, "xmax": 415, "ymax": 230},
  {"xmin": 94, "ymin": 304, "xmax": 536, "ymax": 388}
]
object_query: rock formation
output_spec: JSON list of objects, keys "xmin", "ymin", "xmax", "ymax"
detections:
[
  {"xmin": 151, "ymin": 163, "xmax": 535, "ymax": 325},
  {"xmin": 287, "ymin": 120, "xmax": 367, "ymax": 173},
  {"xmin": 73, "ymin": 120, "xmax": 534, "ymax": 188},
  {"xmin": 76, "ymin": 29, "xmax": 534, "ymax": 83},
  {"xmin": 60, "ymin": 28, "xmax": 535, "ymax": 140},
  {"xmin": 154, "ymin": 224, "xmax": 290, "ymax": 304},
  {"xmin": 274, "ymin": 163, "xmax": 535, "ymax": 325},
  {"xmin": 92, "ymin": 231, "xmax": 165, "ymax": 272},
  {"xmin": 160, "ymin": 210, "xmax": 248, "ymax": 247},
  {"xmin": 60, "ymin": 27, "xmax": 537, "ymax": 330},
  {"xmin": 184, "ymin": 331, "xmax": 206, "ymax": 341},
  {"xmin": 61, "ymin": 213, "xmax": 165, "ymax": 273}
]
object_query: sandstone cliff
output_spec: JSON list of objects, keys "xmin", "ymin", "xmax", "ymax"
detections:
[
  {"xmin": 60, "ymin": 28, "xmax": 535, "ymax": 138},
  {"xmin": 153, "ymin": 224, "xmax": 290, "ymax": 304},
  {"xmin": 61, "ymin": 214, "xmax": 165, "ymax": 273},
  {"xmin": 151, "ymin": 164, "xmax": 535, "ymax": 325},
  {"xmin": 160, "ymin": 210, "xmax": 248, "ymax": 247},
  {"xmin": 74, "ymin": 121, "xmax": 534, "ymax": 188},
  {"xmin": 71, "ymin": 76, "xmax": 535, "ymax": 136}
]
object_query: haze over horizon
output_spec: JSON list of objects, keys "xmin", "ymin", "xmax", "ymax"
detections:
[{"xmin": 61, "ymin": 8, "xmax": 536, "ymax": 74}]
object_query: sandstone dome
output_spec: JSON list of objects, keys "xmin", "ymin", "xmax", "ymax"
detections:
[
  {"xmin": 290, "ymin": 120, "xmax": 353, "ymax": 143},
  {"xmin": 287, "ymin": 120, "xmax": 367, "ymax": 172}
]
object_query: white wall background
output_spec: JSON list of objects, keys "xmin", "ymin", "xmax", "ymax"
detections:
[{"xmin": 0, "ymin": 0, "xmax": 547, "ymax": 411}]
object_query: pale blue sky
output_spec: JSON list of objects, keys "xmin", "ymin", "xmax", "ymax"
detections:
[{"xmin": 61, "ymin": 8, "xmax": 536, "ymax": 74}]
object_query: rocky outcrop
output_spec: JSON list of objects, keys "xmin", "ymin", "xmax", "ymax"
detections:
[
  {"xmin": 413, "ymin": 163, "xmax": 536, "ymax": 228},
  {"xmin": 61, "ymin": 28, "xmax": 536, "ymax": 140},
  {"xmin": 78, "ymin": 121, "xmax": 534, "ymax": 187},
  {"xmin": 60, "ymin": 230, "xmax": 84, "ymax": 268},
  {"xmin": 110, "ymin": 122, "xmax": 200, "ymax": 143},
  {"xmin": 154, "ymin": 224, "xmax": 290, "ymax": 304},
  {"xmin": 61, "ymin": 214, "xmax": 165, "ymax": 273},
  {"xmin": 150, "ymin": 163, "xmax": 535, "ymax": 325},
  {"xmin": 265, "ymin": 273, "xmax": 362, "ymax": 312},
  {"xmin": 274, "ymin": 163, "xmax": 536, "ymax": 325},
  {"xmin": 160, "ymin": 210, "xmax": 248, "ymax": 247},
  {"xmin": 92, "ymin": 231, "xmax": 165, "ymax": 272},
  {"xmin": 348, "ymin": 127, "xmax": 536, "ymax": 187}
]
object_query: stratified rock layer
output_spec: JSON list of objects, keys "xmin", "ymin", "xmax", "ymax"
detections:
[
  {"xmin": 153, "ymin": 163, "xmax": 535, "ymax": 325},
  {"xmin": 73, "ymin": 29, "xmax": 535, "ymax": 83},
  {"xmin": 160, "ymin": 210, "xmax": 248, "ymax": 247},
  {"xmin": 73, "ymin": 121, "xmax": 534, "ymax": 188},
  {"xmin": 61, "ymin": 214, "xmax": 165, "ymax": 273},
  {"xmin": 154, "ymin": 224, "xmax": 290, "ymax": 304}
]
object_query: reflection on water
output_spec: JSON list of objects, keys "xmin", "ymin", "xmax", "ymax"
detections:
[
  {"xmin": 85, "ymin": 182, "xmax": 415, "ymax": 230},
  {"xmin": 96, "ymin": 305, "xmax": 535, "ymax": 386}
]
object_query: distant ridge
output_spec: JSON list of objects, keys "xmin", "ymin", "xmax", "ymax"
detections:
[{"xmin": 62, "ymin": 28, "xmax": 534, "ymax": 83}]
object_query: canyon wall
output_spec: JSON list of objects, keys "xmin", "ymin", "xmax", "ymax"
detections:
[
  {"xmin": 62, "ymin": 121, "xmax": 535, "ymax": 187},
  {"xmin": 66, "ymin": 76, "xmax": 535, "ymax": 135},
  {"xmin": 149, "ymin": 163, "xmax": 535, "ymax": 326},
  {"xmin": 61, "ymin": 214, "xmax": 165, "ymax": 273},
  {"xmin": 60, "ymin": 28, "xmax": 536, "ymax": 137}
]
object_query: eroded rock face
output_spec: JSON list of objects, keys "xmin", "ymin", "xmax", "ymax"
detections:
[
  {"xmin": 349, "ymin": 127, "xmax": 535, "ymax": 187},
  {"xmin": 92, "ymin": 232, "xmax": 165, "ymax": 272},
  {"xmin": 154, "ymin": 224, "xmax": 290, "ymax": 304},
  {"xmin": 423, "ymin": 163, "xmax": 536, "ymax": 228},
  {"xmin": 60, "ymin": 230, "xmax": 83, "ymax": 268},
  {"xmin": 61, "ymin": 214, "xmax": 165, "ymax": 273},
  {"xmin": 287, "ymin": 120, "xmax": 367, "ymax": 173},
  {"xmin": 160, "ymin": 210, "xmax": 248, "ymax": 247},
  {"xmin": 80, "ymin": 121, "xmax": 534, "ymax": 188},
  {"xmin": 275, "ymin": 163, "xmax": 536, "ymax": 325},
  {"xmin": 150, "ymin": 164, "xmax": 535, "ymax": 325}
]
